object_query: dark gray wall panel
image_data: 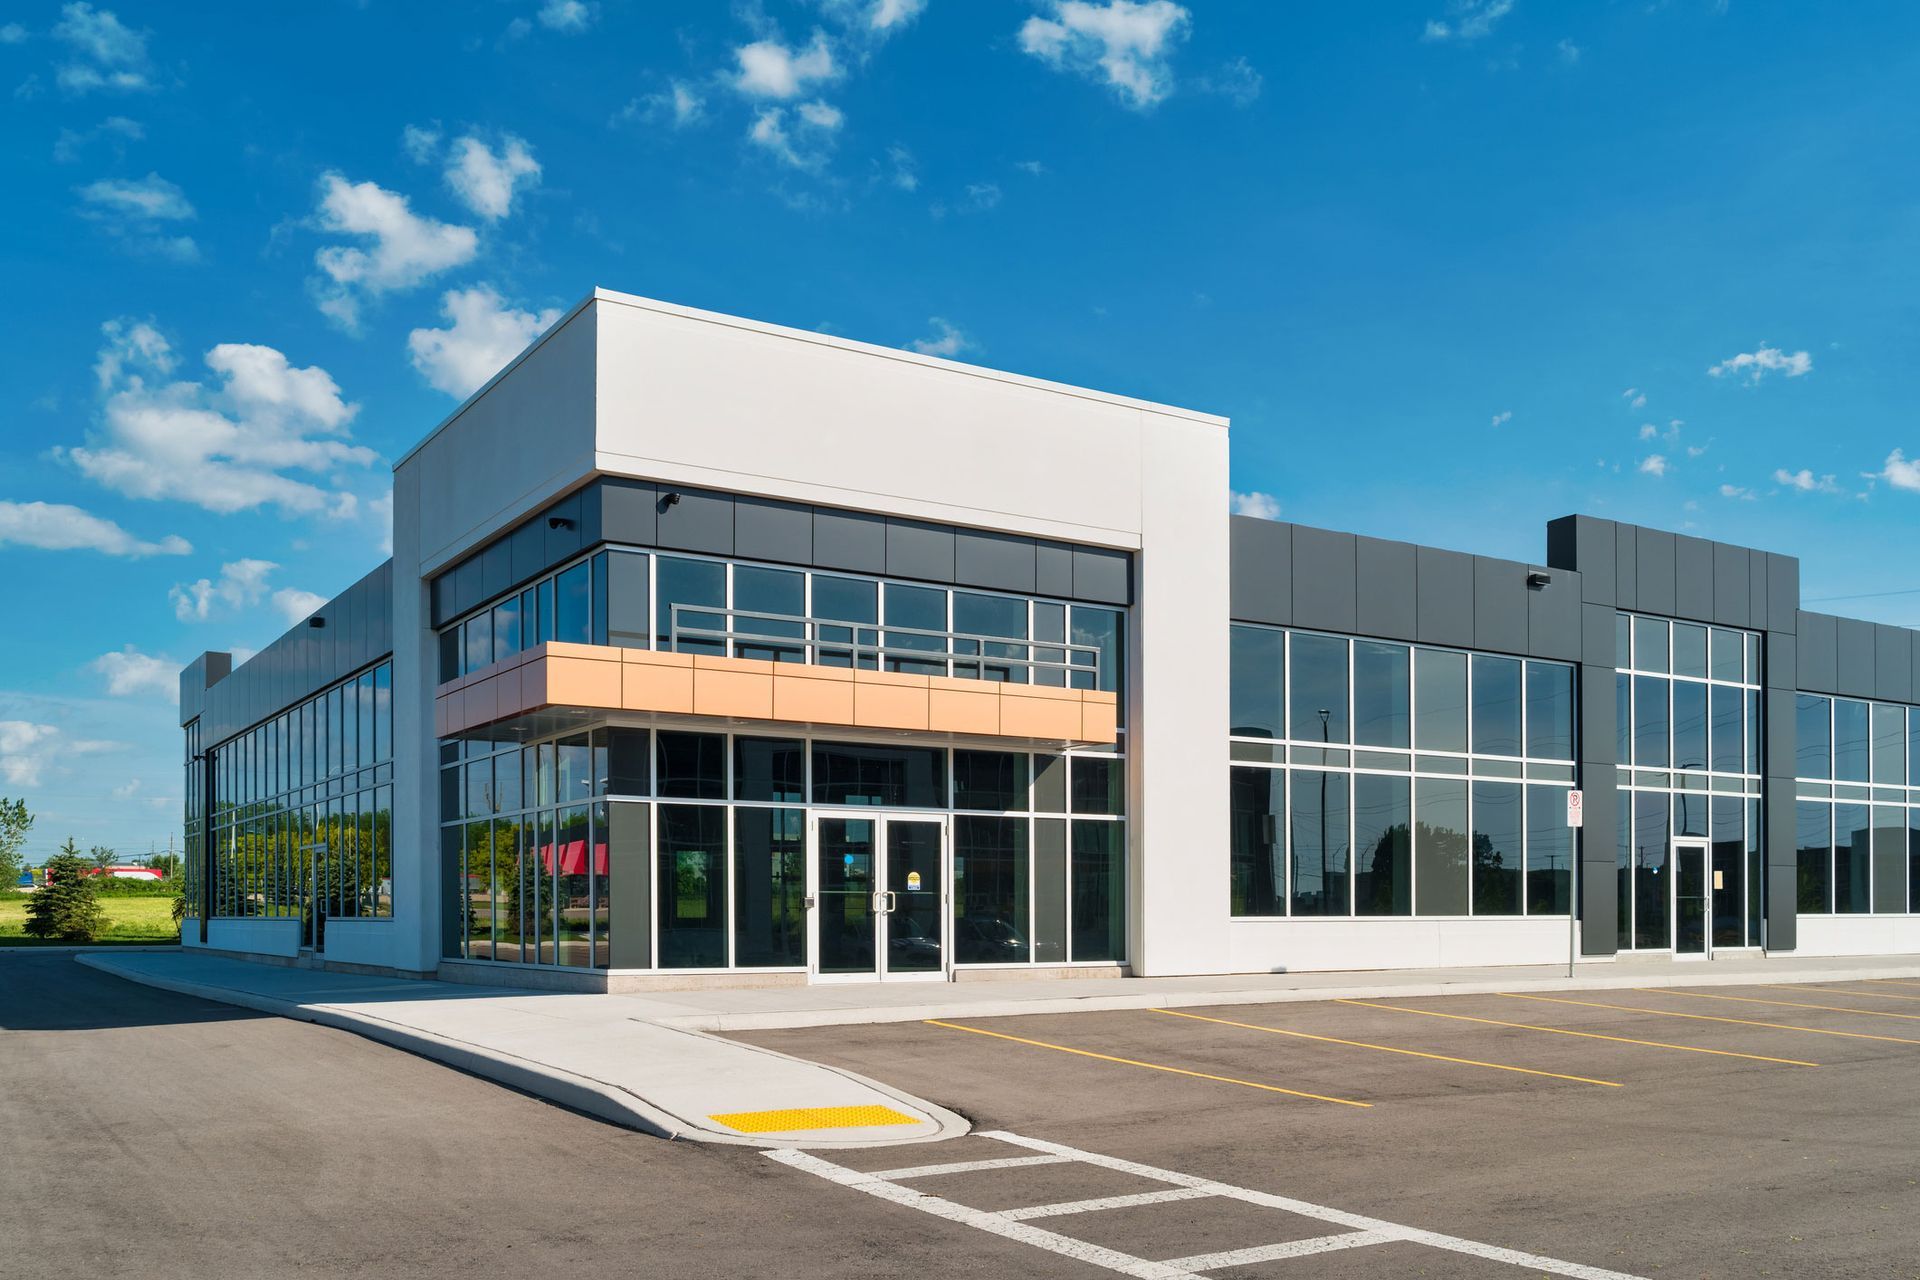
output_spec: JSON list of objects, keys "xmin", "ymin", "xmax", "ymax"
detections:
[
  {"xmin": 599, "ymin": 479, "xmax": 658, "ymax": 547},
  {"xmin": 1579, "ymin": 764, "xmax": 1619, "ymax": 956},
  {"xmin": 542, "ymin": 488, "xmax": 586, "ymax": 568},
  {"xmin": 735, "ymin": 497, "xmax": 812, "ymax": 566},
  {"xmin": 1766, "ymin": 632, "xmax": 1794, "ymax": 695},
  {"xmin": 480, "ymin": 538, "xmax": 511, "ymax": 601},
  {"xmin": 1035, "ymin": 540, "xmax": 1075, "ymax": 600},
  {"xmin": 1747, "ymin": 553, "xmax": 1769, "ymax": 633},
  {"xmin": 451, "ymin": 555, "xmax": 481, "ymax": 622},
  {"xmin": 1674, "ymin": 535, "xmax": 1714, "ymax": 622},
  {"xmin": 1876, "ymin": 625, "xmax": 1913, "ymax": 704},
  {"xmin": 656, "ymin": 488, "xmax": 735, "ymax": 555},
  {"xmin": 1354, "ymin": 536, "xmax": 1417, "ymax": 641},
  {"xmin": 1577, "ymin": 516, "xmax": 1616, "ymax": 605},
  {"xmin": 1527, "ymin": 570, "xmax": 1581, "ymax": 661},
  {"xmin": 1797, "ymin": 612, "xmax": 1838, "ymax": 691},
  {"xmin": 1712, "ymin": 543, "xmax": 1750, "ymax": 628},
  {"xmin": 507, "ymin": 520, "xmax": 545, "ymax": 589},
  {"xmin": 1836, "ymin": 618, "xmax": 1876, "ymax": 699},
  {"xmin": 1766, "ymin": 555, "xmax": 1799, "ymax": 634},
  {"xmin": 1228, "ymin": 517, "xmax": 1291, "ymax": 625},
  {"xmin": 1636, "ymin": 528, "xmax": 1677, "ymax": 617},
  {"xmin": 1072, "ymin": 546, "xmax": 1131, "ymax": 605},
  {"xmin": 606, "ymin": 803, "xmax": 652, "ymax": 969},
  {"xmin": 887, "ymin": 518, "xmax": 956, "ymax": 584},
  {"xmin": 812, "ymin": 508, "xmax": 886, "ymax": 574},
  {"xmin": 1415, "ymin": 546, "xmax": 1474, "ymax": 648},
  {"xmin": 1614, "ymin": 523, "xmax": 1637, "ymax": 611},
  {"xmin": 1765, "ymin": 793, "xmax": 1798, "ymax": 951},
  {"xmin": 1545, "ymin": 516, "xmax": 1576, "ymax": 576},
  {"xmin": 1765, "ymin": 687, "xmax": 1796, "ymax": 780},
  {"xmin": 1472, "ymin": 557, "xmax": 1528, "ymax": 655},
  {"xmin": 1580, "ymin": 602, "xmax": 1615, "ymax": 666},
  {"xmin": 955, "ymin": 529, "xmax": 1037, "ymax": 595},
  {"xmin": 1291, "ymin": 526, "xmax": 1357, "ymax": 633}
]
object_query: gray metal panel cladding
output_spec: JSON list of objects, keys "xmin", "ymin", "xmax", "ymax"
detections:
[
  {"xmin": 1290, "ymin": 525, "xmax": 1357, "ymax": 633},
  {"xmin": 1563, "ymin": 515, "xmax": 1616, "ymax": 606},
  {"xmin": 1414, "ymin": 546, "xmax": 1473, "ymax": 648},
  {"xmin": 1765, "ymin": 631, "xmax": 1794, "ymax": 692},
  {"xmin": 508, "ymin": 519, "xmax": 546, "ymax": 587},
  {"xmin": 1035, "ymin": 540, "xmax": 1075, "ymax": 600},
  {"xmin": 1836, "ymin": 617, "xmax": 1877, "ymax": 699},
  {"xmin": 735, "ymin": 496, "xmax": 813, "ymax": 567},
  {"xmin": 1471, "ymin": 557, "xmax": 1528, "ymax": 656},
  {"xmin": 1712, "ymin": 543, "xmax": 1750, "ymax": 628},
  {"xmin": 1228, "ymin": 516, "xmax": 1290, "ymax": 625},
  {"xmin": 1674, "ymin": 535, "xmax": 1715, "ymax": 622},
  {"xmin": 655, "ymin": 487, "xmax": 735, "ymax": 555},
  {"xmin": 812, "ymin": 508, "xmax": 887, "ymax": 574},
  {"xmin": 1765, "ymin": 794, "xmax": 1798, "ymax": 951},
  {"xmin": 1635, "ymin": 528, "xmax": 1677, "ymax": 617},
  {"xmin": 480, "ymin": 538, "xmax": 511, "ymax": 600},
  {"xmin": 886, "ymin": 518, "xmax": 957, "ymax": 583},
  {"xmin": 1797, "ymin": 612, "xmax": 1838, "ymax": 692},
  {"xmin": 1766, "ymin": 554, "xmax": 1799, "ymax": 634},
  {"xmin": 1578, "ymin": 765, "xmax": 1619, "ymax": 956},
  {"xmin": 1765, "ymin": 688, "xmax": 1796, "ymax": 780},
  {"xmin": 1354, "ymin": 536, "xmax": 1416, "ymax": 641},
  {"xmin": 955, "ymin": 528, "xmax": 1037, "ymax": 595},
  {"xmin": 1747, "ymin": 553, "xmax": 1769, "ymax": 633},
  {"xmin": 1875, "ymin": 625, "xmax": 1913, "ymax": 703},
  {"xmin": 599, "ymin": 478, "xmax": 658, "ymax": 548},
  {"xmin": 1072, "ymin": 546, "xmax": 1131, "ymax": 606},
  {"xmin": 542, "ymin": 487, "xmax": 586, "ymax": 566},
  {"xmin": 1526, "ymin": 568, "xmax": 1581, "ymax": 661},
  {"xmin": 1613, "ymin": 523, "xmax": 1637, "ymax": 610}
]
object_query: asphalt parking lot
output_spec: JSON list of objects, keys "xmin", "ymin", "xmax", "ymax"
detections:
[{"xmin": 735, "ymin": 978, "xmax": 1920, "ymax": 1278}]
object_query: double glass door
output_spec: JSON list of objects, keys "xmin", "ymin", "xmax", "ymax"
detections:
[{"xmin": 813, "ymin": 814, "xmax": 947, "ymax": 980}]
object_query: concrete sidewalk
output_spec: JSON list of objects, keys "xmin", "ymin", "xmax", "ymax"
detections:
[{"xmin": 75, "ymin": 951, "xmax": 965, "ymax": 1150}]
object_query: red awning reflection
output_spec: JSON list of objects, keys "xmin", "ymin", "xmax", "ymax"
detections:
[{"xmin": 539, "ymin": 841, "xmax": 609, "ymax": 876}]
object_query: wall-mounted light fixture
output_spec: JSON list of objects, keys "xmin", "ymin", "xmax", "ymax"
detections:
[
  {"xmin": 308, "ymin": 616, "xmax": 327, "ymax": 628},
  {"xmin": 662, "ymin": 491, "xmax": 682, "ymax": 507},
  {"xmin": 1526, "ymin": 571, "xmax": 1552, "ymax": 589},
  {"xmin": 548, "ymin": 516, "xmax": 574, "ymax": 530}
]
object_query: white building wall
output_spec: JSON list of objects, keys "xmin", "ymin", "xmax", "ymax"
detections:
[
  {"xmin": 1793, "ymin": 915, "xmax": 1920, "ymax": 958},
  {"xmin": 1229, "ymin": 918, "xmax": 1577, "ymax": 973}
]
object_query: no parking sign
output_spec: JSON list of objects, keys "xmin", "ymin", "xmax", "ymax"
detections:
[{"xmin": 1566, "ymin": 790, "xmax": 1584, "ymax": 828}]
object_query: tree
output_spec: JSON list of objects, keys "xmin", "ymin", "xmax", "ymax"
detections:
[
  {"xmin": 89, "ymin": 845, "xmax": 118, "ymax": 873},
  {"xmin": 24, "ymin": 841, "xmax": 105, "ymax": 942},
  {"xmin": 0, "ymin": 797, "xmax": 32, "ymax": 889},
  {"xmin": 147, "ymin": 852, "xmax": 182, "ymax": 879}
]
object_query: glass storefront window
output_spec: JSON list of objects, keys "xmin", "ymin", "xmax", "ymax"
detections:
[{"xmin": 1289, "ymin": 633, "xmax": 1349, "ymax": 744}]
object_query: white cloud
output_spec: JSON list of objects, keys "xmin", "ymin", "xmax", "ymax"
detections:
[
  {"xmin": 0, "ymin": 722, "xmax": 60, "ymax": 787},
  {"xmin": 1707, "ymin": 344, "xmax": 1812, "ymax": 383},
  {"xmin": 1638, "ymin": 455, "xmax": 1668, "ymax": 477},
  {"xmin": 797, "ymin": 100, "xmax": 844, "ymax": 129},
  {"xmin": 1015, "ymin": 159, "xmax": 1046, "ymax": 176},
  {"xmin": 1719, "ymin": 484, "xmax": 1755, "ymax": 501},
  {"xmin": 614, "ymin": 81, "xmax": 706, "ymax": 128},
  {"xmin": 89, "ymin": 646, "xmax": 176, "ymax": 698},
  {"xmin": 1774, "ymin": 467, "xmax": 1839, "ymax": 493},
  {"xmin": 1421, "ymin": 0, "xmax": 1514, "ymax": 42},
  {"xmin": 369, "ymin": 489, "xmax": 394, "ymax": 556},
  {"xmin": 53, "ymin": 113, "xmax": 143, "ymax": 163},
  {"xmin": 748, "ymin": 102, "xmax": 844, "ymax": 170},
  {"xmin": 0, "ymin": 501, "xmax": 189, "ymax": 557},
  {"xmin": 408, "ymin": 285, "xmax": 563, "ymax": 398},
  {"xmin": 1231, "ymin": 491, "xmax": 1281, "ymax": 520},
  {"xmin": 869, "ymin": 0, "xmax": 928, "ymax": 31},
  {"xmin": 885, "ymin": 144, "xmax": 918, "ymax": 191},
  {"xmin": 271, "ymin": 588, "xmax": 328, "ymax": 624},
  {"xmin": 52, "ymin": 2, "xmax": 153, "ymax": 93},
  {"xmin": 909, "ymin": 318, "xmax": 974, "ymax": 358},
  {"xmin": 1621, "ymin": 388, "xmax": 1646, "ymax": 410},
  {"xmin": 0, "ymin": 23, "xmax": 26, "ymax": 43},
  {"xmin": 445, "ymin": 134, "xmax": 540, "ymax": 221},
  {"xmin": 1019, "ymin": 0, "xmax": 1190, "ymax": 110},
  {"xmin": 1638, "ymin": 424, "xmax": 1657, "ymax": 440},
  {"xmin": 537, "ymin": 0, "xmax": 594, "ymax": 32},
  {"xmin": 733, "ymin": 31, "xmax": 840, "ymax": 99},
  {"xmin": 400, "ymin": 123, "xmax": 441, "ymax": 163},
  {"xmin": 1490, "ymin": 410, "xmax": 1511, "ymax": 427},
  {"xmin": 63, "ymin": 318, "xmax": 376, "ymax": 517},
  {"xmin": 75, "ymin": 171, "xmax": 196, "ymax": 260},
  {"xmin": 310, "ymin": 174, "xmax": 479, "ymax": 328},
  {"xmin": 1879, "ymin": 449, "xmax": 1920, "ymax": 493},
  {"xmin": 168, "ymin": 558, "xmax": 278, "ymax": 621},
  {"xmin": 1557, "ymin": 38, "xmax": 1581, "ymax": 63},
  {"xmin": 1196, "ymin": 55, "xmax": 1262, "ymax": 106}
]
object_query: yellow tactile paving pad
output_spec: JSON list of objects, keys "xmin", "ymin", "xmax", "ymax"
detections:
[{"xmin": 710, "ymin": 1105, "xmax": 920, "ymax": 1133}]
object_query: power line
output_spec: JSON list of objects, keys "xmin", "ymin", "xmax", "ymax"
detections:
[{"xmin": 1803, "ymin": 586, "xmax": 1920, "ymax": 604}]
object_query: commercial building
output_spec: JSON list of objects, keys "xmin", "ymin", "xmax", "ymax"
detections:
[{"xmin": 178, "ymin": 288, "xmax": 1920, "ymax": 988}]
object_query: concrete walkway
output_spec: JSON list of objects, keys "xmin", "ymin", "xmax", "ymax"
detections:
[{"xmin": 74, "ymin": 951, "xmax": 966, "ymax": 1150}]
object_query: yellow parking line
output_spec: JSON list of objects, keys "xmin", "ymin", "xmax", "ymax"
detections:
[
  {"xmin": 1873, "ymin": 979, "xmax": 1920, "ymax": 990},
  {"xmin": 1763, "ymin": 983, "xmax": 1920, "ymax": 1004},
  {"xmin": 1336, "ymin": 999, "xmax": 1818, "ymax": 1067},
  {"xmin": 1501, "ymin": 993, "xmax": 1920, "ymax": 1046},
  {"xmin": 924, "ymin": 1020, "xmax": 1372, "ymax": 1108},
  {"xmin": 1646, "ymin": 988, "xmax": 1920, "ymax": 1022},
  {"xmin": 1151, "ymin": 1008, "xmax": 1621, "ymax": 1087}
]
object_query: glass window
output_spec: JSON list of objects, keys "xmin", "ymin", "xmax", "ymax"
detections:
[
  {"xmin": 1354, "ymin": 642, "xmax": 1410, "ymax": 748},
  {"xmin": 1033, "ymin": 818, "xmax": 1067, "ymax": 961},
  {"xmin": 1033, "ymin": 601, "xmax": 1067, "ymax": 687},
  {"xmin": 463, "ymin": 610, "xmax": 492, "ymax": 674},
  {"xmin": 1414, "ymin": 777, "xmax": 1469, "ymax": 915},
  {"xmin": 1711, "ymin": 798, "xmax": 1743, "ymax": 948},
  {"xmin": 1415, "ymin": 648, "xmax": 1468, "ymax": 752},
  {"xmin": 1911, "ymin": 709, "xmax": 1920, "ymax": 788},
  {"xmin": 533, "ymin": 579, "xmax": 552, "ymax": 647},
  {"xmin": 1872, "ymin": 807, "xmax": 1904, "ymax": 919},
  {"xmin": 1709, "ymin": 629, "xmax": 1743, "ymax": 682},
  {"xmin": 811, "ymin": 743, "xmax": 947, "ymax": 808},
  {"xmin": 656, "ymin": 557, "xmax": 727, "ymax": 655},
  {"xmin": 1524, "ymin": 662, "xmax": 1574, "ymax": 760},
  {"xmin": 813, "ymin": 575, "xmax": 879, "ymax": 669},
  {"xmin": 1471, "ymin": 656, "xmax": 1522, "ymax": 757},
  {"xmin": 1229, "ymin": 626, "xmax": 1285, "ymax": 739},
  {"xmin": 1796, "ymin": 694, "xmax": 1831, "ymax": 779},
  {"xmin": 733, "ymin": 807, "xmax": 805, "ymax": 967},
  {"xmin": 492, "ymin": 597, "xmax": 520, "ymax": 663},
  {"xmin": 1289, "ymin": 633, "xmax": 1349, "ymax": 744},
  {"xmin": 605, "ymin": 550, "xmax": 650, "ymax": 650},
  {"xmin": 1671, "ymin": 680, "xmax": 1708, "ymax": 771},
  {"xmin": 657, "ymin": 805, "xmax": 726, "ymax": 968},
  {"xmin": 606, "ymin": 728, "xmax": 649, "ymax": 796},
  {"xmin": 1633, "ymin": 616, "xmax": 1668, "ymax": 673},
  {"xmin": 1615, "ymin": 790, "xmax": 1632, "ymax": 950},
  {"xmin": 1070, "ymin": 607, "xmax": 1122, "ymax": 695},
  {"xmin": 554, "ymin": 804, "xmax": 592, "ymax": 967},
  {"xmin": 954, "ymin": 592, "xmax": 1029, "ymax": 683},
  {"xmin": 733, "ymin": 737, "xmax": 804, "ymax": 804},
  {"xmin": 734, "ymin": 565, "xmax": 805, "ymax": 663},
  {"xmin": 1834, "ymin": 699, "xmax": 1869, "ymax": 782},
  {"xmin": 657, "ymin": 731, "xmax": 726, "ymax": 800},
  {"xmin": 1796, "ymin": 801, "xmax": 1832, "ymax": 912},
  {"xmin": 1672, "ymin": 623, "xmax": 1708, "ymax": 679},
  {"xmin": 954, "ymin": 815, "xmax": 1030, "ymax": 964},
  {"xmin": 591, "ymin": 552, "xmax": 608, "ymax": 646},
  {"xmin": 1834, "ymin": 802, "xmax": 1870, "ymax": 913},
  {"xmin": 438, "ymin": 627, "xmax": 460, "ymax": 682},
  {"xmin": 1709, "ymin": 684, "xmax": 1742, "ymax": 773},
  {"xmin": 557, "ymin": 734, "xmax": 594, "ymax": 803},
  {"xmin": 1614, "ymin": 673, "xmax": 1630, "ymax": 765},
  {"xmin": 1746, "ymin": 690, "xmax": 1761, "ymax": 775},
  {"xmin": 1230, "ymin": 767, "xmax": 1285, "ymax": 917},
  {"xmin": 554, "ymin": 561, "xmax": 591, "ymax": 645},
  {"xmin": 1910, "ymin": 810, "xmax": 1920, "ymax": 914},
  {"xmin": 1353, "ymin": 773, "xmax": 1411, "ymax": 916},
  {"xmin": 1745, "ymin": 633, "xmax": 1761, "ymax": 684},
  {"xmin": 1471, "ymin": 781, "xmax": 1522, "ymax": 915},
  {"xmin": 884, "ymin": 582, "xmax": 948, "ymax": 675},
  {"xmin": 1069, "ymin": 821, "xmax": 1125, "ymax": 962},
  {"xmin": 1872, "ymin": 703, "xmax": 1905, "ymax": 786},
  {"xmin": 1070, "ymin": 756, "xmax": 1123, "ymax": 815},
  {"xmin": 1633, "ymin": 791, "xmax": 1669, "ymax": 950},
  {"xmin": 954, "ymin": 751, "xmax": 1028, "ymax": 812},
  {"xmin": 1289, "ymin": 769, "xmax": 1350, "ymax": 915},
  {"xmin": 1526, "ymin": 786, "xmax": 1572, "ymax": 915},
  {"xmin": 1633, "ymin": 676, "xmax": 1669, "ymax": 767}
]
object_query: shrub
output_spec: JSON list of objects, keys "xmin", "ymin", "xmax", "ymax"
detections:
[{"xmin": 24, "ymin": 849, "xmax": 107, "ymax": 943}]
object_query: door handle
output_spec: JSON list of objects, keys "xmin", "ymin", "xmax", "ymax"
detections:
[
  {"xmin": 871, "ymin": 890, "xmax": 887, "ymax": 913},
  {"xmin": 885, "ymin": 891, "xmax": 899, "ymax": 913}
]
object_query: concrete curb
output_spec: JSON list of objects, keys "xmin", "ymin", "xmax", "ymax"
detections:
[{"xmin": 656, "ymin": 963, "xmax": 1920, "ymax": 1032}]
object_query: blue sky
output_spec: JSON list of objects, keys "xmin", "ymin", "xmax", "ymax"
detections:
[{"xmin": 1, "ymin": 0, "xmax": 1916, "ymax": 861}]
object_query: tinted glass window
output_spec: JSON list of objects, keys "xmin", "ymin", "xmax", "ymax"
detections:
[
  {"xmin": 1471, "ymin": 781, "xmax": 1522, "ymax": 916},
  {"xmin": 1289, "ymin": 633, "xmax": 1349, "ymax": 744},
  {"xmin": 954, "ymin": 592, "xmax": 1029, "ymax": 683},
  {"xmin": 1527, "ymin": 785, "xmax": 1572, "ymax": 914},
  {"xmin": 1709, "ymin": 684, "xmax": 1742, "ymax": 773},
  {"xmin": 1633, "ymin": 790, "xmax": 1669, "ymax": 949},
  {"xmin": 554, "ymin": 561, "xmax": 590, "ymax": 645},
  {"xmin": 1353, "ymin": 773, "xmax": 1410, "ymax": 916},
  {"xmin": 885, "ymin": 583, "xmax": 948, "ymax": 675},
  {"xmin": 1672, "ymin": 623, "xmax": 1708, "ymax": 679},
  {"xmin": 1796, "ymin": 694, "xmax": 1831, "ymax": 779},
  {"xmin": 606, "ymin": 728, "xmax": 649, "ymax": 795},
  {"xmin": 955, "ymin": 750, "xmax": 1027, "ymax": 812},
  {"xmin": 733, "ymin": 807, "xmax": 806, "ymax": 968},
  {"xmin": 1354, "ymin": 642, "xmax": 1410, "ymax": 748},
  {"xmin": 1230, "ymin": 767, "xmax": 1284, "ymax": 917},
  {"xmin": 1289, "ymin": 769, "xmax": 1349, "ymax": 915},
  {"xmin": 1633, "ymin": 676, "xmax": 1669, "ymax": 767},
  {"xmin": 1710, "ymin": 629, "xmax": 1743, "ymax": 681},
  {"xmin": 813, "ymin": 575, "xmax": 878, "ymax": 669},
  {"xmin": 1834, "ymin": 699, "xmax": 1869, "ymax": 782},
  {"xmin": 463, "ymin": 610, "xmax": 492, "ymax": 673},
  {"xmin": 1069, "ymin": 820, "xmax": 1125, "ymax": 962},
  {"xmin": 1834, "ymin": 802, "xmax": 1870, "ymax": 913},
  {"xmin": 953, "ymin": 815, "xmax": 1029, "ymax": 963},
  {"xmin": 732, "ymin": 566, "xmax": 805, "ymax": 663},
  {"xmin": 492, "ymin": 597, "xmax": 520, "ymax": 662},
  {"xmin": 605, "ymin": 551, "xmax": 650, "ymax": 649},
  {"xmin": 438, "ymin": 627, "xmax": 460, "ymax": 682},
  {"xmin": 1746, "ymin": 690, "xmax": 1761, "ymax": 775},
  {"xmin": 733, "ymin": 737, "xmax": 804, "ymax": 803},
  {"xmin": 1615, "ymin": 673, "xmax": 1631, "ymax": 765},
  {"xmin": 811, "ymin": 743, "xmax": 947, "ymax": 808},
  {"xmin": 1415, "ymin": 648, "xmax": 1468, "ymax": 752},
  {"xmin": 1796, "ymin": 801, "xmax": 1831, "ymax": 911},
  {"xmin": 1071, "ymin": 756, "xmax": 1123, "ymax": 815},
  {"xmin": 656, "ymin": 731, "xmax": 725, "ymax": 799},
  {"xmin": 1470, "ymin": 655, "xmax": 1522, "ymax": 757},
  {"xmin": 1229, "ymin": 626, "xmax": 1284, "ymax": 739},
  {"xmin": 1070, "ymin": 606, "xmax": 1123, "ymax": 695},
  {"xmin": 1524, "ymin": 662, "xmax": 1574, "ymax": 760},
  {"xmin": 591, "ymin": 552, "xmax": 608, "ymax": 646},
  {"xmin": 657, "ymin": 557, "xmax": 726, "ymax": 655},
  {"xmin": 556, "ymin": 734, "xmax": 594, "ymax": 804},
  {"xmin": 1872, "ymin": 703, "xmax": 1905, "ymax": 786},
  {"xmin": 1614, "ymin": 613, "xmax": 1630, "ymax": 668},
  {"xmin": 1633, "ymin": 616, "xmax": 1668, "ymax": 672},
  {"xmin": 1671, "ymin": 680, "xmax": 1708, "ymax": 770},
  {"xmin": 657, "ymin": 804, "xmax": 727, "ymax": 968},
  {"xmin": 1413, "ymin": 778, "xmax": 1468, "ymax": 915}
]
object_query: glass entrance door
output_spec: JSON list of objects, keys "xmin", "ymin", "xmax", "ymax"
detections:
[
  {"xmin": 812, "ymin": 814, "xmax": 947, "ymax": 981},
  {"xmin": 1674, "ymin": 843, "xmax": 1709, "ymax": 957}
]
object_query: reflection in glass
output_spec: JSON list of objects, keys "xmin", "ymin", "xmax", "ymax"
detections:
[
  {"xmin": 1525, "ymin": 662, "xmax": 1574, "ymax": 760},
  {"xmin": 733, "ymin": 807, "xmax": 805, "ymax": 967},
  {"xmin": 1633, "ymin": 790, "xmax": 1669, "ymax": 950},
  {"xmin": 1834, "ymin": 699, "xmax": 1869, "ymax": 783},
  {"xmin": 1709, "ymin": 684, "xmax": 1741, "ymax": 773},
  {"xmin": 733, "ymin": 737, "xmax": 804, "ymax": 803},
  {"xmin": 1633, "ymin": 616, "xmax": 1668, "ymax": 673},
  {"xmin": 1230, "ymin": 767, "xmax": 1284, "ymax": 916},
  {"xmin": 605, "ymin": 550, "xmax": 650, "ymax": 649},
  {"xmin": 1289, "ymin": 769, "xmax": 1350, "ymax": 916},
  {"xmin": 954, "ymin": 751, "xmax": 1027, "ymax": 812},
  {"xmin": 657, "ymin": 804, "xmax": 726, "ymax": 968},
  {"xmin": 657, "ymin": 557, "xmax": 727, "ymax": 655},
  {"xmin": 1795, "ymin": 801, "xmax": 1831, "ymax": 913},
  {"xmin": 555, "ymin": 804, "xmax": 592, "ymax": 967},
  {"xmin": 1872, "ymin": 703, "xmax": 1905, "ymax": 786},
  {"xmin": 1711, "ymin": 797, "xmax": 1743, "ymax": 947},
  {"xmin": 885, "ymin": 582, "xmax": 949, "ymax": 675},
  {"xmin": 1289, "ymin": 633, "xmax": 1349, "ymax": 744},
  {"xmin": 1710, "ymin": 629, "xmax": 1743, "ymax": 682},
  {"xmin": 1414, "ymin": 778, "xmax": 1469, "ymax": 915},
  {"xmin": 1796, "ymin": 694, "xmax": 1831, "ymax": 779},
  {"xmin": 1672, "ymin": 623, "xmax": 1707, "ymax": 679},
  {"xmin": 555, "ymin": 561, "xmax": 590, "ymax": 645},
  {"xmin": 954, "ymin": 592, "xmax": 1029, "ymax": 683},
  {"xmin": 1834, "ymin": 802, "xmax": 1870, "ymax": 913},
  {"xmin": 817, "ymin": 817, "xmax": 877, "ymax": 975},
  {"xmin": 733, "ymin": 565, "xmax": 805, "ymax": 662},
  {"xmin": 1672, "ymin": 680, "xmax": 1707, "ymax": 771},
  {"xmin": 1526, "ymin": 785, "xmax": 1572, "ymax": 915},
  {"xmin": 1353, "ymin": 774, "xmax": 1411, "ymax": 915},
  {"xmin": 955, "ymin": 815, "xmax": 1029, "ymax": 963},
  {"xmin": 657, "ymin": 731, "xmax": 725, "ymax": 800},
  {"xmin": 1070, "ymin": 755, "xmax": 1123, "ymax": 815},
  {"xmin": 1872, "ymin": 807, "xmax": 1904, "ymax": 921},
  {"xmin": 1633, "ymin": 676, "xmax": 1669, "ymax": 767},
  {"xmin": 1069, "ymin": 821, "xmax": 1125, "ymax": 961},
  {"xmin": 814, "ymin": 575, "xmax": 879, "ymax": 669},
  {"xmin": 812, "ymin": 743, "xmax": 947, "ymax": 808},
  {"xmin": 1471, "ymin": 781, "xmax": 1522, "ymax": 915},
  {"xmin": 1415, "ymin": 648, "xmax": 1468, "ymax": 752},
  {"xmin": 1354, "ymin": 641, "xmax": 1410, "ymax": 748},
  {"xmin": 1230, "ymin": 626, "xmax": 1285, "ymax": 739}
]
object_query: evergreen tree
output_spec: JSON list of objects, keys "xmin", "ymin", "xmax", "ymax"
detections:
[
  {"xmin": 0, "ymin": 797, "xmax": 31, "ymax": 889},
  {"xmin": 25, "ymin": 841, "xmax": 106, "ymax": 942}
]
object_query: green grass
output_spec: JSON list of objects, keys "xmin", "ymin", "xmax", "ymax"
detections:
[{"xmin": 0, "ymin": 895, "xmax": 180, "ymax": 946}]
